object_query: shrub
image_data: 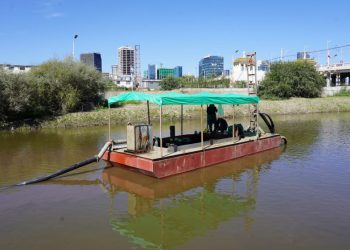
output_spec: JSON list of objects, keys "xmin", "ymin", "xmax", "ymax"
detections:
[
  {"xmin": 0, "ymin": 58, "xmax": 106, "ymax": 123},
  {"xmin": 29, "ymin": 58, "xmax": 106, "ymax": 114},
  {"xmin": 161, "ymin": 76, "xmax": 180, "ymax": 90},
  {"xmin": 234, "ymin": 80, "xmax": 246, "ymax": 88},
  {"xmin": 259, "ymin": 60, "xmax": 325, "ymax": 99}
]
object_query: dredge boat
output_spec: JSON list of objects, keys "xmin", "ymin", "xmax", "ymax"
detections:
[{"xmin": 103, "ymin": 91, "xmax": 286, "ymax": 178}]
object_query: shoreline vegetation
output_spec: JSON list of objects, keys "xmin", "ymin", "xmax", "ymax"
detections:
[
  {"xmin": 2, "ymin": 59, "xmax": 350, "ymax": 131},
  {"xmin": 3, "ymin": 96, "xmax": 350, "ymax": 130}
]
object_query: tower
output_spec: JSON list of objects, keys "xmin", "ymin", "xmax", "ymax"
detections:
[
  {"xmin": 117, "ymin": 45, "xmax": 141, "ymax": 86},
  {"xmin": 246, "ymin": 52, "xmax": 258, "ymax": 132},
  {"xmin": 134, "ymin": 45, "xmax": 141, "ymax": 85},
  {"xmin": 80, "ymin": 53, "xmax": 102, "ymax": 72}
]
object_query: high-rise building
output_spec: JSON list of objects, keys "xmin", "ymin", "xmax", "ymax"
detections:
[
  {"xmin": 198, "ymin": 55, "xmax": 224, "ymax": 78},
  {"xmin": 257, "ymin": 61, "xmax": 269, "ymax": 71},
  {"xmin": 297, "ymin": 51, "xmax": 310, "ymax": 60},
  {"xmin": 148, "ymin": 64, "xmax": 156, "ymax": 80},
  {"xmin": 117, "ymin": 45, "xmax": 141, "ymax": 86},
  {"xmin": 174, "ymin": 66, "xmax": 183, "ymax": 78},
  {"xmin": 111, "ymin": 65, "xmax": 118, "ymax": 76},
  {"xmin": 157, "ymin": 68, "xmax": 175, "ymax": 79},
  {"xmin": 118, "ymin": 46, "xmax": 135, "ymax": 76},
  {"xmin": 80, "ymin": 53, "xmax": 102, "ymax": 72}
]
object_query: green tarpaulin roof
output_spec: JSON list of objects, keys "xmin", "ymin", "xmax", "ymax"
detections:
[{"xmin": 108, "ymin": 92, "xmax": 259, "ymax": 106}]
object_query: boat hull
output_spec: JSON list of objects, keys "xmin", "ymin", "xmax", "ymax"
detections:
[{"xmin": 103, "ymin": 135, "xmax": 282, "ymax": 178}]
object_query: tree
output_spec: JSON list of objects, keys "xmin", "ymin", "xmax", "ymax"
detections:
[
  {"xmin": 258, "ymin": 60, "xmax": 325, "ymax": 98},
  {"xmin": 0, "ymin": 69, "xmax": 35, "ymax": 121},
  {"xmin": 160, "ymin": 76, "xmax": 180, "ymax": 90},
  {"xmin": 0, "ymin": 58, "xmax": 107, "ymax": 124},
  {"xmin": 29, "ymin": 58, "xmax": 106, "ymax": 114},
  {"xmin": 233, "ymin": 80, "xmax": 246, "ymax": 88},
  {"xmin": 0, "ymin": 69, "xmax": 10, "ymax": 122}
]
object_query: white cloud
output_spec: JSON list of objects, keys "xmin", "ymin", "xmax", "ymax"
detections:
[
  {"xmin": 34, "ymin": 0, "xmax": 64, "ymax": 18},
  {"xmin": 46, "ymin": 12, "xmax": 63, "ymax": 18}
]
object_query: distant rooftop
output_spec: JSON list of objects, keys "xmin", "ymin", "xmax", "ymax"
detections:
[
  {"xmin": 0, "ymin": 63, "xmax": 35, "ymax": 67},
  {"xmin": 118, "ymin": 46, "xmax": 134, "ymax": 50}
]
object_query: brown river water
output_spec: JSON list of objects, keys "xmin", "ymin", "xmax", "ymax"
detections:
[{"xmin": 1, "ymin": 113, "xmax": 350, "ymax": 249}]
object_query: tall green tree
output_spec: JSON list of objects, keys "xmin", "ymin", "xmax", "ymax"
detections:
[
  {"xmin": 258, "ymin": 60, "xmax": 326, "ymax": 98},
  {"xmin": 29, "ymin": 58, "xmax": 105, "ymax": 114}
]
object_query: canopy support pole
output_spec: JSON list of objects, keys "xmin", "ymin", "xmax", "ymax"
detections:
[
  {"xmin": 160, "ymin": 105, "xmax": 163, "ymax": 157},
  {"xmin": 147, "ymin": 101, "xmax": 151, "ymax": 125},
  {"xmin": 256, "ymin": 104, "xmax": 259, "ymax": 136},
  {"xmin": 232, "ymin": 105, "xmax": 235, "ymax": 143},
  {"xmin": 180, "ymin": 104, "xmax": 183, "ymax": 136},
  {"xmin": 108, "ymin": 105, "xmax": 111, "ymax": 141},
  {"xmin": 201, "ymin": 105, "xmax": 204, "ymax": 149}
]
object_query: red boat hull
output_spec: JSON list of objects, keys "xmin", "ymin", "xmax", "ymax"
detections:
[{"xmin": 103, "ymin": 135, "xmax": 282, "ymax": 178}]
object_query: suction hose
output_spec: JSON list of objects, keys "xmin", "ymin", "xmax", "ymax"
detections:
[{"xmin": 16, "ymin": 141, "xmax": 113, "ymax": 186}]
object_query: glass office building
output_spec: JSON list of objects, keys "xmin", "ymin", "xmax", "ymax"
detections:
[
  {"xmin": 258, "ymin": 61, "xmax": 269, "ymax": 71},
  {"xmin": 297, "ymin": 52, "xmax": 310, "ymax": 60},
  {"xmin": 198, "ymin": 55, "xmax": 224, "ymax": 78},
  {"xmin": 174, "ymin": 66, "xmax": 183, "ymax": 78},
  {"xmin": 148, "ymin": 64, "xmax": 156, "ymax": 80},
  {"xmin": 80, "ymin": 53, "xmax": 102, "ymax": 72},
  {"xmin": 157, "ymin": 68, "xmax": 175, "ymax": 79}
]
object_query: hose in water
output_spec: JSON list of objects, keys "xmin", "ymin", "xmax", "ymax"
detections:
[
  {"xmin": 16, "ymin": 156, "xmax": 98, "ymax": 186},
  {"xmin": 15, "ymin": 141, "xmax": 113, "ymax": 186}
]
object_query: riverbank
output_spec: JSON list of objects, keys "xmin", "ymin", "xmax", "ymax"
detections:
[
  {"xmin": 31, "ymin": 96, "xmax": 350, "ymax": 129},
  {"xmin": 1, "ymin": 96, "xmax": 350, "ymax": 130}
]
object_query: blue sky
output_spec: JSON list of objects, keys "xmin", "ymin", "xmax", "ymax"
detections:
[{"xmin": 1, "ymin": 0, "xmax": 350, "ymax": 75}]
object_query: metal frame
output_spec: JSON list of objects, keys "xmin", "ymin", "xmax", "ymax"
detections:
[{"xmin": 160, "ymin": 106, "xmax": 163, "ymax": 157}]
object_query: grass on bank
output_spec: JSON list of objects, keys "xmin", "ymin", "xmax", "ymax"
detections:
[
  {"xmin": 333, "ymin": 88, "xmax": 350, "ymax": 97},
  {"xmin": 3, "ymin": 96, "xmax": 350, "ymax": 130},
  {"xmin": 38, "ymin": 97, "xmax": 350, "ymax": 129}
]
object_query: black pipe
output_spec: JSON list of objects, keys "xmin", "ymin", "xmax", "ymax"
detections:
[
  {"xmin": 16, "ymin": 156, "xmax": 97, "ymax": 186},
  {"xmin": 259, "ymin": 112, "xmax": 275, "ymax": 134}
]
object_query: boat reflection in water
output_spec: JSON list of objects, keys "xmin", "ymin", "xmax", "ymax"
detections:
[{"xmin": 100, "ymin": 147, "xmax": 283, "ymax": 249}]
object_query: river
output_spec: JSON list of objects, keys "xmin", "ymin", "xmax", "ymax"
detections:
[{"xmin": 1, "ymin": 113, "xmax": 350, "ymax": 249}]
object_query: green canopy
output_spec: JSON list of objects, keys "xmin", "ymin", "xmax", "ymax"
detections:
[{"xmin": 108, "ymin": 92, "xmax": 259, "ymax": 106}]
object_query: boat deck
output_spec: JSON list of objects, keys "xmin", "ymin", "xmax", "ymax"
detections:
[
  {"xmin": 103, "ymin": 133, "xmax": 282, "ymax": 178},
  {"xmin": 113, "ymin": 133, "xmax": 273, "ymax": 160}
]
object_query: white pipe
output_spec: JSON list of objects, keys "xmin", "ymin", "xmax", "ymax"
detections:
[{"xmin": 97, "ymin": 141, "xmax": 113, "ymax": 160}]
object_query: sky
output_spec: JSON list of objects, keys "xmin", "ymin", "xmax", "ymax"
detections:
[{"xmin": 1, "ymin": 0, "xmax": 350, "ymax": 75}]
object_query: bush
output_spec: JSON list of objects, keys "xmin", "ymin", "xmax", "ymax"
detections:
[
  {"xmin": 29, "ymin": 58, "xmax": 105, "ymax": 114},
  {"xmin": 161, "ymin": 76, "xmax": 180, "ymax": 90},
  {"xmin": 259, "ymin": 60, "xmax": 325, "ymax": 99},
  {"xmin": 0, "ymin": 69, "xmax": 34, "ymax": 121},
  {"xmin": 233, "ymin": 80, "xmax": 246, "ymax": 88},
  {"xmin": 0, "ymin": 58, "xmax": 106, "ymax": 123},
  {"xmin": 174, "ymin": 76, "xmax": 230, "ymax": 88}
]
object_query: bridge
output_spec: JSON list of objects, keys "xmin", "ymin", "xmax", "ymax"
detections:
[{"xmin": 317, "ymin": 63, "xmax": 350, "ymax": 87}]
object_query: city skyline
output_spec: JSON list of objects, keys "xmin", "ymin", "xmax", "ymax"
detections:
[{"xmin": 1, "ymin": 0, "xmax": 350, "ymax": 75}]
